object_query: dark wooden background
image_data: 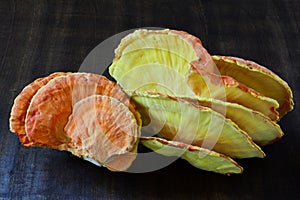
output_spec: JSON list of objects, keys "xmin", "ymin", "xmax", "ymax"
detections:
[{"xmin": 0, "ymin": 0, "xmax": 299, "ymax": 199}]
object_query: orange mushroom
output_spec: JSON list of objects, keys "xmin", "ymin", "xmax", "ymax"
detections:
[
  {"xmin": 65, "ymin": 95, "xmax": 140, "ymax": 171},
  {"xmin": 25, "ymin": 73, "xmax": 140, "ymax": 150},
  {"xmin": 9, "ymin": 72, "xmax": 66, "ymax": 146}
]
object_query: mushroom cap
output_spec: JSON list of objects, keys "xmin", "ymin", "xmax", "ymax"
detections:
[
  {"xmin": 25, "ymin": 73, "xmax": 140, "ymax": 150},
  {"xmin": 9, "ymin": 72, "xmax": 66, "ymax": 146},
  {"xmin": 212, "ymin": 55, "xmax": 294, "ymax": 118},
  {"xmin": 129, "ymin": 90, "xmax": 265, "ymax": 159},
  {"xmin": 141, "ymin": 136, "xmax": 243, "ymax": 175},
  {"xmin": 114, "ymin": 29, "xmax": 214, "ymax": 71},
  {"xmin": 184, "ymin": 97, "xmax": 283, "ymax": 146},
  {"xmin": 187, "ymin": 65, "xmax": 279, "ymax": 121},
  {"xmin": 65, "ymin": 95, "xmax": 140, "ymax": 171}
]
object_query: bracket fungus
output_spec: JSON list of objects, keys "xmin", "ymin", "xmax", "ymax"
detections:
[
  {"xmin": 113, "ymin": 29, "xmax": 215, "ymax": 72},
  {"xmin": 108, "ymin": 29, "xmax": 293, "ymax": 174},
  {"xmin": 141, "ymin": 137, "xmax": 243, "ymax": 175},
  {"xmin": 187, "ymin": 66, "xmax": 279, "ymax": 121},
  {"xmin": 212, "ymin": 55, "xmax": 294, "ymax": 118},
  {"xmin": 10, "ymin": 72, "xmax": 67, "ymax": 146},
  {"xmin": 10, "ymin": 73, "xmax": 141, "ymax": 171},
  {"xmin": 129, "ymin": 91, "xmax": 265, "ymax": 159},
  {"xmin": 186, "ymin": 97, "xmax": 283, "ymax": 146},
  {"xmin": 9, "ymin": 28, "xmax": 294, "ymax": 175},
  {"xmin": 65, "ymin": 95, "xmax": 140, "ymax": 171}
]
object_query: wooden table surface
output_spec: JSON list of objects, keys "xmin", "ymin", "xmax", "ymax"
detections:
[{"xmin": 1, "ymin": 0, "xmax": 299, "ymax": 199}]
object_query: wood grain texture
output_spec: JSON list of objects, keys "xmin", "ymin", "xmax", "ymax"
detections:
[{"xmin": 0, "ymin": 0, "xmax": 299, "ymax": 199}]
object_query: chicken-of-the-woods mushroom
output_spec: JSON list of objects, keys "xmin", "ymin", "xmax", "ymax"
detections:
[
  {"xmin": 10, "ymin": 72, "xmax": 141, "ymax": 171},
  {"xmin": 9, "ymin": 28, "xmax": 294, "ymax": 175}
]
